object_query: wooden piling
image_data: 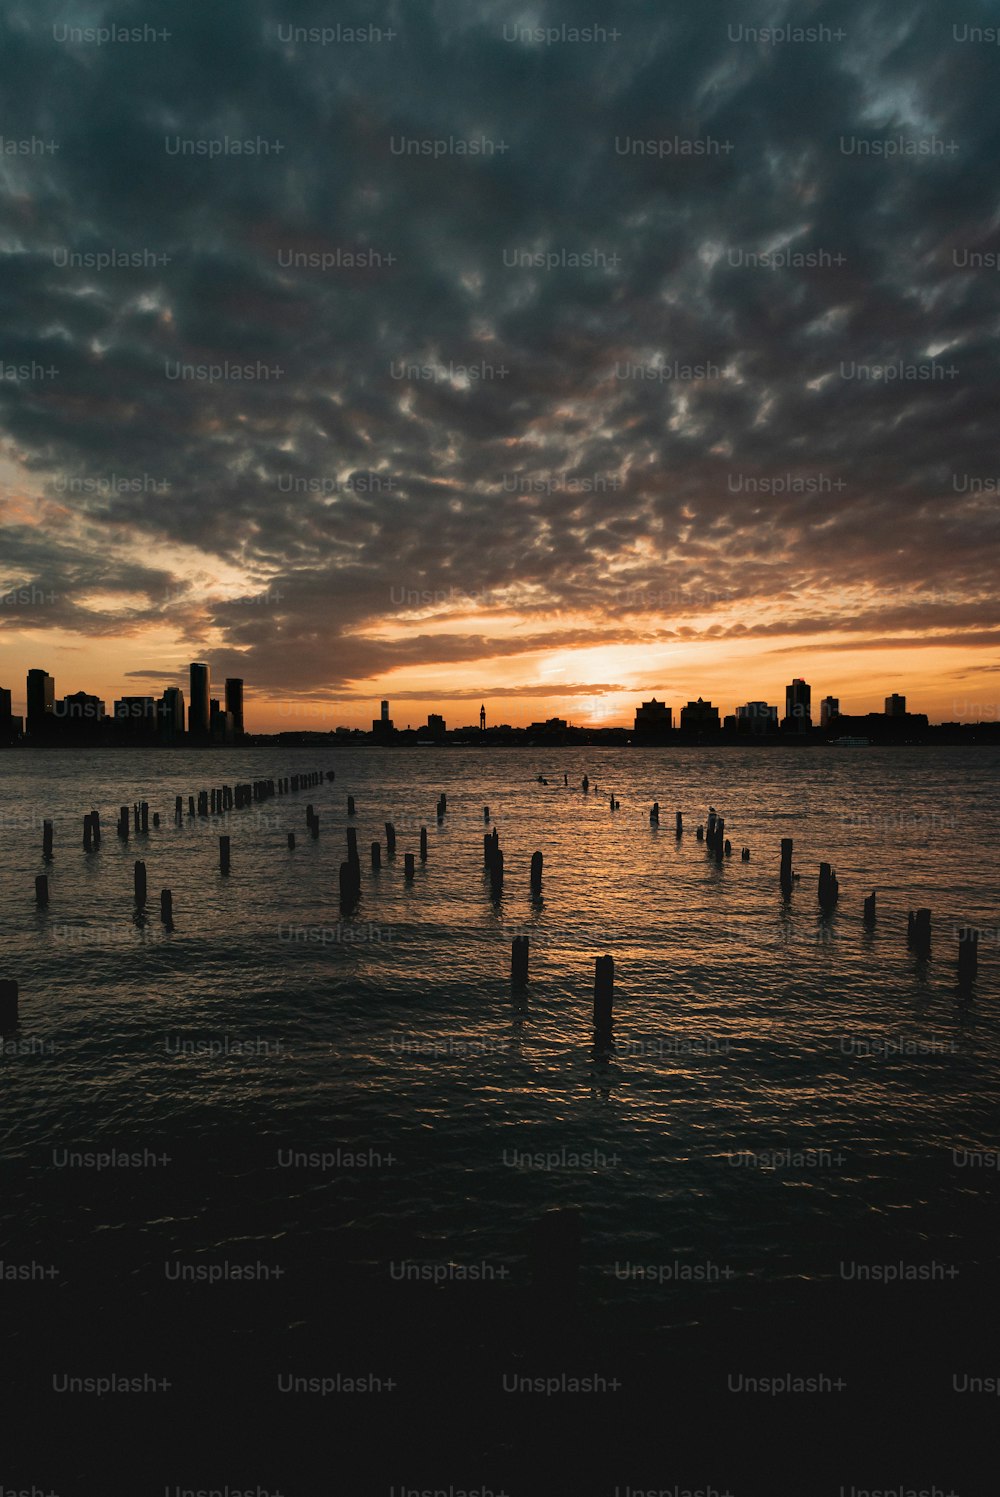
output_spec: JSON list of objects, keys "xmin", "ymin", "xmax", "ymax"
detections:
[
  {"xmin": 347, "ymin": 796, "xmax": 355, "ymax": 816},
  {"xmin": 152, "ymin": 813, "xmax": 160, "ymax": 828},
  {"xmin": 724, "ymin": 839, "xmax": 732, "ymax": 858},
  {"xmin": 594, "ymin": 955, "xmax": 614, "ymax": 1034},
  {"xmin": 404, "ymin": 852, "xmax": 415, "ymax": 880},
  {"xmin": 818, "ymin": 862, "xmax": 839, "ymax": 911},
  {"xmin": 346, "ymin": 828, "xmax": 358, "ymax": 862},
  {"xmin": 908, "ymin": 908, "xmax": 931, "ymax": 956},
  {"xmin": 420, "ymin": 826, "xmax": 428, "ymax": 861},
  {"xmin": 863, "ymin": 891, "xmax": 876, "ymax": 924},
  {"xmin": 714, "ymin": 817, "xmax": 725, "ymax": 864},
  {"xmin": 119, "ymin": 805, "xmax": 129, "ymax": 841},
  {"xmin": 83, "ymin": 814, "xmax": 93, "ymax": 852},
  {"xmin": 371, "ymin": 841, "xmax": 381, "ymax": 870},
  {"xmin": 489, "ymin": 848, "xmax": 504, "ymax": 897},
  {"xmin": 958, "ymin": 926, "xmax": 979, "ymax": 988},
  {"xmin": 780, "ymin": 838, "xmax": 793, "ymax": 894},
  {"xmin": 160, "ymin": 890, "xmax": 173, "ymax": 926},
  {"xmin": 134, "ymin": 861, "xmax": 147, "ymax": 907},
  {"xmin": 385, "ymin": 822, "xmax": 396, "ymax": 855},
  {"xmin": 484, "ymin": 806, "xmax": 490, "ymax": 822},
  {"xmin": 741, "ymin": 847, "xmax": 750, "ymax": 862},
  {"xmin": 650, "ymin": 802, "xmax": 659, "ymax": 824},
  {"xmin": 43, "ymin": 820, "xmax": 53, "ymax": 858},
  {"xmin": 339, "ymin": 860, "xmax": 360, "ymax": 910},
  {"xmin": 696, "ymin": 825, "xmax": 704, "ymax": 841},
  {"xmin": 530, "ymin": 850, "xmax": 543, "ymax": 897},
  {"xmin": 219, "ymin": 836, "xmax": 231, "ymax": 875},
  {"xmin": 511, "ymin": 935, "xmax": 529, "ymax": 988},
  {"xmin": 675, "ymin": 811, "xmax": 683, "ymax": 837},
  {"xmin": 287, "ymin": 833, "xmax": 295, "ymax": 850},
  {"xmin": 310, "ymin": 815, "xmax": 320, "ymax": 840},
  {"xmin": 35, "ymin": 874, "xmax": 49, "ymax": 906},
  {"xmin": 582, "ymin": 776, "xmax": 589, "ymax": 793},
  {"xmin": 0, "ymin": 979, "xmax": 18, "ymax": 1030}
]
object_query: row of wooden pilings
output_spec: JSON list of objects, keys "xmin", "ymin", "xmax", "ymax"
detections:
[
  {"xmin": 10, "ymin": 784, "xmax": 987, "ymax": 1036},
  {"xmin": 31, "ymin": 767, "xmax": 331, "ymax": 920}
]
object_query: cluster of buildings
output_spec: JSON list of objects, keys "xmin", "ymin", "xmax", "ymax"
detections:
[
  {"xmin": 632, "ymin": 681, "xmax": 929, "ymax": 742},
  {"xmin": 0, "ymin": 663, "xmax": 245, "ymax": 745}
]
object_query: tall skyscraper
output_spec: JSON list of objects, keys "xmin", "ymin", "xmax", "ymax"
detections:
[
  {"xmin": 0, "ymin": 687, "xmax": 11, "ymax": 719},
  {"xmin": 225, "ymin": 678, "xmax": 244, "ymax": 737},
  {"xmin": 159, "ymin": 687, "xmax": 185, "ymax": 740},
  {"xmin": 784, "ymin": 678, "xmax": 812, "ymax": 730},
  {"xmin": 26, "ymin": 669, "xmax": 55, "ymax": 735},
  {"xmin": 821, "ymin": 696, "xmax": 840, "ymax": 729},
  {"xmin": 885, "ymin": 693, "xmax": 906, "ymax": 717},
  {"xmin": 189, "ymin": 662, "xmax": 210, "ymax": 739},
  {"xmin": 381, "ymin": 699, "xmax": 390, "ymax": 723}
]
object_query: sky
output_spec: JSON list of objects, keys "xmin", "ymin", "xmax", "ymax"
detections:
[{"xmin": 1, "ymin": 0, "xmax": 999, "ymax": 732}]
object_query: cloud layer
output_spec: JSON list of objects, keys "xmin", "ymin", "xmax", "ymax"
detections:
[{"xmin": 1, "ymin": 0, "xmax": 998, "ymax": 721}]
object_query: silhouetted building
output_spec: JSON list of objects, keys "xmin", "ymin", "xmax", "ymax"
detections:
[
  {"xmin": 680, "ymin": 698, "xmax": 720, "ymax": 733},
  {"xmin": 158, "ymin": 687, "xmax": 185, "ymax": 742},
  {"xmin": 528, "ymin": 717, "xmax": 570, "ymax": 742},
  {"xmin": 114, "ymin": 697, "xmax": 156, "ymax": 740},
  {"xmin": 833, "ymin": 710, "xmax": 929, "ymax": 742},
  {"xmin": 784, "ymin": 678, "xmax": 812, "ymax": 732},
  {"xmin": 26, "ymin": 668, "xmax": 55, "ymax": 738},
  {"xmin": 56, "ymin": 692, "xmax": 106, "ymax": 737},
  {"xmin": 885, "ymin": 693, "xmax": 906, "ymax": 717},
  {"xmin": 634, "ymin": 698, "xmax": 673, "ymax": 737},
  {"xmin": 736, "ymin": 702, "xmax": 778, "ymax": 734},
  {"xmin": 0, "ymin": 687, "xmax": 20, "ymax": 744},
  {"xmin": 480, "ymin": 704, "xmax": 486, "ymax": 732},
  {"xmin": 372, "ymin": 700, "xmax": 395, "ymax": 741},
  {"xmin": 189, "ymin": 663, "xmax": 211, "ymax": 739},
  {"xmin": 426, "ymin": 713, "xmax": 446, "ymax": 741},
  {"xmin": 225, "ymin": 677, "xmax": 245, "ymax": 737},
  {"xmin": 821, "ymin": 696, "xmax": 840, "ymax": 729},
  {"xmin": 210, "ymin": 699, "xmax": 234, "ymax": 744}
]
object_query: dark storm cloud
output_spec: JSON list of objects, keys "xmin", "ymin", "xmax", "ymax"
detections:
[{"xmin": 1, "ymin": 0, "xmax": 998, "ymax": 691}]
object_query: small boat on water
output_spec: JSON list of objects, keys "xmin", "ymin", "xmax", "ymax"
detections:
[{"xmin": 830, "ymin": 735, "xmax": 871, "ymax": 746}]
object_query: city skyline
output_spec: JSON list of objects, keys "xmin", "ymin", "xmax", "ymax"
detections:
[{"xmin": 3, "ymin": 656, "xmax": 993, "ymax": 740}]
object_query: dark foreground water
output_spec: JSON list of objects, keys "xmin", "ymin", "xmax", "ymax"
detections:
[{"xmin": 1, "ymin": 746, "xmax": 998, "ymax": 1492}]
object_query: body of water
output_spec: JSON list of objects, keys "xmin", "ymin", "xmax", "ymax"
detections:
[{"xmin": 1, "ymin": 745, "xmax": 997, "ymax": 1483}]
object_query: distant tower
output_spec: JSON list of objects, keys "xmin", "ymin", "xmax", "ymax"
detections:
[
  {"xmin": 885, "ymin": 693, "xmax": 906, "ymax": 717},
  {"xmin": 381, "ymin": 699, "xmax": 390, "ymax": 723},
  {"xmin": 189, "ymin": 662, "xmax": 210, "ymax": 739},
  {"xmin": 820, "ymin": 696, "xmax": 840, "ymax": 729},
  {"xmin": 225, "ymin": 677, "xmax": 245, "ymax": 737},
  {"xmin": 480, "ymin": 704, "xmax": 486, "ymax": 732}
]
